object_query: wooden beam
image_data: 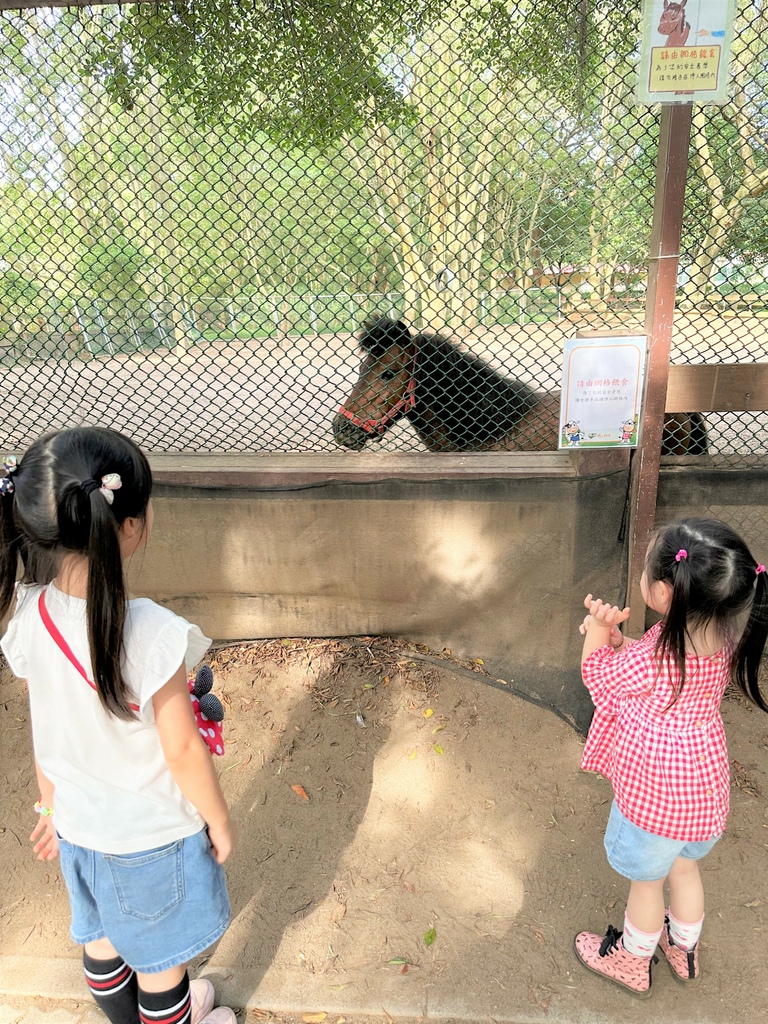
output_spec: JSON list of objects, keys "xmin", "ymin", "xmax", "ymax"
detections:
[
  {"xmin": 626, "ymin": 103, "xmax": 693, "ymax": 636},
  {"xmin": 665, "ymin": 362, "xmax": 768, "ymax": 412}
]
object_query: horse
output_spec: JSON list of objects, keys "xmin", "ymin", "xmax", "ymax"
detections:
[
  {"xmin": 332, "ymin": 317, "xmax": 708, "ymax": 455},
  {"xmin": 657, "ymin": 0, "xmax": 690, "ymax": 46}
]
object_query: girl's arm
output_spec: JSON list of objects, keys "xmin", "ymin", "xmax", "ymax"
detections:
[
  {"xmin": 153, "ymin": 662, "xmax": 235, "ymax": 864},
  {"xmin": 31, "ymin": 759, "xmax": 58, "ymax": 861}
]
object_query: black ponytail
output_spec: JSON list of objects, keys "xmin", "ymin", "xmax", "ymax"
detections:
[
  {"xmin": 85, "ymin": 485, "xmax": 131, "ymax": 719},
  {"xmin": 656, "ymin": 551, "xmax": 692, "ymax": 700},
  {"xmin": 733, "ymin": 569, "xmax": 768, "ymax": 712},
  {"xmin": 0, "ymin": 469, "xmax": 21, "ymax": 621},
  {"xmin": 9, "ymin": 428, "xmax": 152, "ymax": 719}
]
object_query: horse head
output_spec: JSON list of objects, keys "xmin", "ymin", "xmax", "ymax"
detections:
[
  {"xmin": 332, "ymin": 317, "xmax": 417, "ymax": 450},
  {"xmin": 657, "ymin": 0, "xmax": 690, "ymax": 45}
]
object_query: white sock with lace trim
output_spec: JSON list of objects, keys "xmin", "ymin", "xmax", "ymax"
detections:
[
  {"xmin": 668, "ymin": 910, "xmax": 703, "ymax": 950},
  {"xmin": 622, "ymin": 915, "xmax": 662, "ymax": 957}
]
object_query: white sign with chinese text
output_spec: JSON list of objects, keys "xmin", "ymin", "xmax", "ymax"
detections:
[
  {"xmin": 559, "ymin": 336, "xmax": 647, "ymax": 449},
  {"xmin": 636, "ymin": 0, "xmax": 735, "ymax": 105}
]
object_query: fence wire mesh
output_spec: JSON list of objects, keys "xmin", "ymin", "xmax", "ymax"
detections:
[{"xmin": 0, "ymin": 1, "xmax": 765, "ymax": 462}]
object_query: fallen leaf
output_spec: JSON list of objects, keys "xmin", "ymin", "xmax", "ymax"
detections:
[
  {"xmin": 744, "ymin": 899, "xmax": 762, "ymax": 907},
  {"xmin": 383, "ymin": 676, "xmax": 390, "ymax": 684},
  {"xmin": 301, "ymin": 1014, "xmax": 327, "ymax": 1024},
  {"xmin": 407, "ymin": 749, "xmax": 417, "ymax": 760},
  {"xmin": 355, "ymin": 713, "xmax": 367, "ymax": 728},
  {"xmin": 237, "ymin": 754, "xmax": 252, "ymax": 771},
  {"xmin": 328, "ymin": 984, "xmax": 351, "ymax": 991},
  {"xmin": 541, "ymin": 996, "xmax": 552, "ymax": 1011},
  {"xmin": 433, "ymin": 744, "xmax": 444, "ymax": 755},
  {"xmin": 403, "ymin": 881, "xmax": 415, "ymax": 893},
  {"xmin": 400, "ymin": 965, "xmax": 409, "ymax": 974},
  {"xmin": 533, "ymin": 928, "xmax": 545, "ymax": 945},
  {"xmin": 431, "ymin": 723, "xmax": 446, "ymax": 734},
  {"xmin": 388, "ymin": 957, "xmax": 409, "ymax": 965},
  {"xmin": 424, "ymin": 927, "xmax": 437, "ymax": 946},
  {"xmin": 362, "ymin": 683, "xmax": 376, "ymax": 690},
  {"xmin": 423, "ymin": 708, "xmax": 434, "ymax": 718},
  {"xmin": 291, "ymin": 784, "xmax": 310, "ymax": 800},
  {"xmin": 527, "ymin": 988, "xmax": 537, "ymax": 1005},
  {"xmin": 473, "ymin": 658, "xmax": 485, "ymax": 665}
]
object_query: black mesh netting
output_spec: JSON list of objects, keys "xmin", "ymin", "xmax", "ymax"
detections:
[{"xmin": 0, "ymin": 0, "xmax": 765, "ymax": 462}]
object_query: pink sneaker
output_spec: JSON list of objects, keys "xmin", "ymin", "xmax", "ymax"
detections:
[
  {"xmin": 574, "ymin": 925, "xmax": 657, "ymax": 999},
  {"xmin": 658, "ymin": 913, "xmax": 700, "ymax": 982},
  {"xmin": 190, "ymin": 979, "xmax": 215, "ymax": 1024},
  {"xmin": 198, "ymin": 1010, "xmax": 236, "ymax": 1024}
]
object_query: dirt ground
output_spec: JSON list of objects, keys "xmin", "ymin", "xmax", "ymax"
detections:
[{"xmin": 2, "ymin": 638, "xmax": 768, "ymax": 1024}]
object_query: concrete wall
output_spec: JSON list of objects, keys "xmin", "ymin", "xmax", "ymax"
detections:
[
  {"xmin": 126, "ymin": 455, "xmax": 766, "ymax": 735},
  {"xmin": 127, "ymin": 454, "xmax": 630, "ymax": 734}
]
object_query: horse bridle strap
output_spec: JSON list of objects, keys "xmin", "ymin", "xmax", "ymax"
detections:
[{"xmin": 337, "ymin": 345, "xmax": 417, "ymax": 436}]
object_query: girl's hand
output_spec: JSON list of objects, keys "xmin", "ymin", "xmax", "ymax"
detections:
[
  {"xmin": 583, "ymin": 594, "xmax": 631, "ymax": 629},
  {"xmin": 207, "ymin": 820, "xmax": 237, "ymax": 864},
  {"xmin": 30, "ymin": 815, "xmax": 59, "ymax": 861},
  {"xmin": 579, "ymin": 613, "xmax": 624, "ymax": 649}
]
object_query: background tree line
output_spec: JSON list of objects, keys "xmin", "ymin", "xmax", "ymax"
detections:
[{"xmin": 1, "ymin": 0, "xmax": 767, "ymax": 351}]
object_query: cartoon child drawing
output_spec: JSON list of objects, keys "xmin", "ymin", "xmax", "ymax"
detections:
[
  {"xmin": 563, "ymin": 421, "xmax": 582, "ymax": 447},
  {"xmin": 620, "ymin": 419, "xmax": 635, "ymax": 444}
]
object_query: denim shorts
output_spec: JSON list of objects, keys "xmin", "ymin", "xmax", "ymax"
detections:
[
  {"xmin": 58, "ymin": 828, "xmax": 231, "ymax": 973},
  {"xmin": 604, "ymin": 801, "xmax": 721, "ymax": 882}
]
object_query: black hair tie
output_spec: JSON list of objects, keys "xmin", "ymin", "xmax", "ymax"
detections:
[{"xmin": 81, "ymin": 478, "xmax": 101, "ymax": 497}]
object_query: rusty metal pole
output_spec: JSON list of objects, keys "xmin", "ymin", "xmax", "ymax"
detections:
[{"xmin": 625, "ymin": 103, "xmax": 693, "ymax": 635}]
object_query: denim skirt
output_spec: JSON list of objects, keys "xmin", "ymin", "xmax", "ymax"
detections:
[
  {"xmin": 604, "ymin": 800, "xmax": 721, "ymax": 882},
  {"xmin": 58, "ymin": 828, "xmax": 230, "ymax": 973}
]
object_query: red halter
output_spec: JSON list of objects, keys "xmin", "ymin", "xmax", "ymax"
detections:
[{"xmin": 337, "ymin": 344, "xmax": 417, "ymax": 436}]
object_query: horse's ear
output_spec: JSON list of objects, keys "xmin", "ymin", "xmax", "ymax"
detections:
[{"xmin": 358, "ymin": 317, "xmax": 412, "ymax": 356}]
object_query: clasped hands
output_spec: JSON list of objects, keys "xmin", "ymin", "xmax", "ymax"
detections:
[{"xmin": 580, "ymin": 593, "xmax": 631, "ymax": 650}]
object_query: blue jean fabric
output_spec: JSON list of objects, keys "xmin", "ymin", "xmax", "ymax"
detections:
[
  {"xmin": 58, "ymin": 828, "xmax": 230, "ymax": 972},
  {"xmin": 604, "ymin": 800, "xmax": 721, "ymax": 881}
]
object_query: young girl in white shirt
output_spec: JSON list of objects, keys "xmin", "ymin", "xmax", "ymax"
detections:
[{"xmin": 0, "ymin": 428, "xmax": 236, "ymax": 1024}]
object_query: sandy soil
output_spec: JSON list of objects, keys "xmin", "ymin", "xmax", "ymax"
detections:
[{"xmin": 2, "ymin": 637, "xmax": 767, "ymax": 1023}]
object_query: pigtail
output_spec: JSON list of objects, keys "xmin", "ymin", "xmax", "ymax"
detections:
[
  {"xmin": 84, "ymin": 487, "xmax": 133, "ymax": 719},
  {"xmin": 0, "ymin": 477, "xmax": 21, "ymax": 621},
  {"xmin": 732, "ymin": 569, "xmax": 768, "ymax": 712},
  {"xmin": 655, "ymin": 552, "xmax": 691, "ymax": 701}
]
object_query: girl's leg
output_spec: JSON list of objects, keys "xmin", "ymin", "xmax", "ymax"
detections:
[
  {"xmin": 83, "ymin": 938, "xmax": 138, "ymax": 1024},
  {"xmin": 667, "ymin": 855, "xmax": 705, "ymax": 928},
  {"xmin": 622, "ymin": 878, "xmax": 665, "ymax": 957},
  {"xmin": 658, "ymin": 856, "xmax": 704, "ymax": 981},
  {"xmin": 625, "ymin": 878, "xmax": 665, "ymax": 934}
]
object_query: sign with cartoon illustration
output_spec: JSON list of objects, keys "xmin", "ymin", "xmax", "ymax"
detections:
[
  {"xmin": 636, "ymin": 0, "xmax": 735, "ymax": 105},
  {"xmin": 559, "ymin": 335, "xmax": 647, "ymax": 449}
]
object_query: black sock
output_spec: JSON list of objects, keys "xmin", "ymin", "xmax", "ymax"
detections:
[
  {"xmin": 138, "ymin": 972, "xmax": 192, "ymax": 1024},
  {"xmin": 83, "ymin": 952, "xmax": 139, "ymax": 1024}
]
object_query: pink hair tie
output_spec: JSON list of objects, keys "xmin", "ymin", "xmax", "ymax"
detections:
[
  {"xmin": 675, "ymin": 549, "xmax": 688, "ymax": 562},
  {"xmin": 757, "ymin": 564, "xmax": 766, "ymax": 576}
]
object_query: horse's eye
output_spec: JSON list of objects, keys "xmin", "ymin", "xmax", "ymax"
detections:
[{"xmin": 380, "ymin": 368, "xmax": 398, "ymax": 381}]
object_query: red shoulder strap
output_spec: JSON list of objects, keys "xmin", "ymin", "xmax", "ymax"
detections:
[{"xmin": 38, "ymin": 589, "xmax": 139, "ymax": 712}]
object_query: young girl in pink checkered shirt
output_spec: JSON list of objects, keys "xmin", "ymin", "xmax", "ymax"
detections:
[{"xmin": 573, "ymin": 517, "xmax": 768, "ymax": 999}]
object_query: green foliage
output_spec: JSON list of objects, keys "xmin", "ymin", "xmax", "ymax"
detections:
[{"xmin": 83, "ymin": 0, "xmax": 453, "ymax": 149}]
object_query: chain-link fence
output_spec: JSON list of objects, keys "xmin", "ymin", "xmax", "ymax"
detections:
[{"xmin": 0, "ymin": 1, "xmax": 765, "ymax": 460}]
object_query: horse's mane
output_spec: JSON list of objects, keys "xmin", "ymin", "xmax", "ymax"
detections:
[{"xmin": 358, "ymin": 318, "xmax": 540, "ymax": 450}]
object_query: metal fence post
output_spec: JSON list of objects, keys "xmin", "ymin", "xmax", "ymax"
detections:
[{"xmin": 625, "ymin": 103, "xmax": 693, "ymax": 635}]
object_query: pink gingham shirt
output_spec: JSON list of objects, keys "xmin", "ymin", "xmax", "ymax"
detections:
[{"xmin": 581, "ymin": 622, "xmax": 731, "ymax": 842}]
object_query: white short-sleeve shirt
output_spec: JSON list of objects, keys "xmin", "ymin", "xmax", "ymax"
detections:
[{"xmin": 1, "ymin": 582, "xmax": 211, "ymax": 854}]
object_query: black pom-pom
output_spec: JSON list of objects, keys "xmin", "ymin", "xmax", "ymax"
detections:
[
  {"xmin": 198, "ymin": 692, "xmax": 224, "ymax": 722},
  {"xmin": 194, "ymin": 665, "xmax": 214, "ymax": 697}
]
